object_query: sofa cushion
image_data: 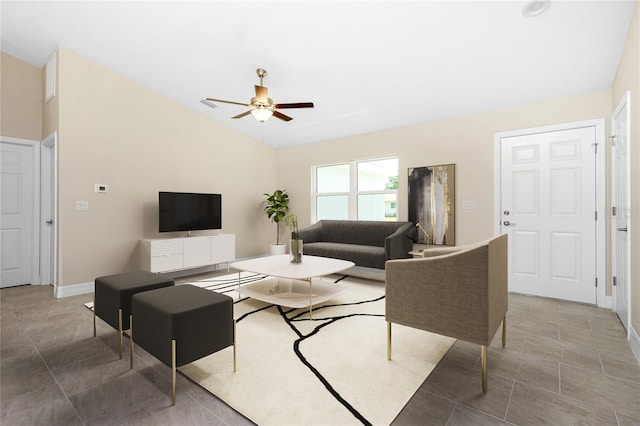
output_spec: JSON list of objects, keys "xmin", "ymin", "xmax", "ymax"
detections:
[{"xmin": 303, "ymin": 242, "xmax": 385, "ymax": 269}]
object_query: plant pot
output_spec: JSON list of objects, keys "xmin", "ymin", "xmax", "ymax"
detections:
[
  {"xmin": 270, "ymin": 243, "xmax": 286, "ymax": 256},
  {"xmin": 290, "ymin": 238, "xmax": 303, "ymax": 263}
]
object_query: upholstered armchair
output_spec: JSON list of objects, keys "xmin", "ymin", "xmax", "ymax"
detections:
[{"xmin": 385, "ymin": 234, "xmax": 508, "ymax": 393}]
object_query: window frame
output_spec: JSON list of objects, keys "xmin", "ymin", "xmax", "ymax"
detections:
[{"xmin": 312, "ymin": 157, "xmax": 399, "ymax": 222}]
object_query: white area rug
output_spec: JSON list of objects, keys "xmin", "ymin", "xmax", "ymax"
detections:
[{"xmin": 179, "ymin": 273, "xmax": 455, "ymax": 426}]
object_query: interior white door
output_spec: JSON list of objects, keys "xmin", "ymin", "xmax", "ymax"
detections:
[
  {"xmin": 1, "ymin": 142, "xmax": 34, "ymax": 287},
  {"xmin": 612, "ymin": 92, "xmax": 630, "ymax": 332},
  {"xmin": 500, "ymin": 127, "xmax": 597, "ymax": 304}
]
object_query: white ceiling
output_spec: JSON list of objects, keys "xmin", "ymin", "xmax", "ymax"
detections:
[{"xmin": 1, "ymin": 1, "xmax": 635, "ymax": 149}]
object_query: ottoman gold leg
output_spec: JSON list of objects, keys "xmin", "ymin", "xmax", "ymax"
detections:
[
  {"xmin": 118, "ymin": 309, "xmax": 123, "ymax": 360},
  {"xmin": 93, "ymin": 296, "xmax": 96, "ymax": 337},
  {"xmin": 172, "ymin": 339, "xmax": 177, "ymax": 406},
  {"xmin": 129, "ymin": 315, "xmax": 134, "ymax": 369}
]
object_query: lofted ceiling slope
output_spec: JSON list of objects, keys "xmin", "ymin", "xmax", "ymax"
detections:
[{"xmin": 1, "ymin": 1, "xmax": 635, "ymax": 148}]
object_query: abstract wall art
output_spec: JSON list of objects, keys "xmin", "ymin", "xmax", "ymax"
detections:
[{"xmin": 408, "ymin": 164, "xmax": 455, "ymax": 246}]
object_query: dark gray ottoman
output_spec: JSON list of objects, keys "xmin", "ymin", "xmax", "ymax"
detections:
[
  {"xmin": 94, "ymin": 271, "xmax": 174, "ymax": 359},
  {"xmin": 130, "ymin": 284, "xmax": 235, "ymax": 405}
]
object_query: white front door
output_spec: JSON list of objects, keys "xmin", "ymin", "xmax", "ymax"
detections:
[
  {"xmin": 499, "ymin": 126, "xmax": 597, "ymax": 304},
  {"xmin": 1, "ymin": 142, "xmax": 34, "ymax": 287},
  {"xmin": 612, "ymin": 92, "xmax": 630, "ymax": 332}
]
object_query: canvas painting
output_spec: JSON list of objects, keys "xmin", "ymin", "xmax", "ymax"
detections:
[{"xmin": 408, "ymin": 164, "xmax": 455, "ymax": 246}]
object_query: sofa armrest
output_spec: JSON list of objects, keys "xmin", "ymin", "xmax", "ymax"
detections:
[
  {"xmin": 420, "ymin": 246, "xmax": 465, "ymax": 257},
  {"xmin": 297, "ymin": 221, "xmax": 323, "ymax": 243},
  {"xmin": 384, "ymin": 222, "xmax": 413, "ymax": 260}
]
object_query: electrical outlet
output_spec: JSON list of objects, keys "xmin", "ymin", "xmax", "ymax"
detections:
[{"xmin": 95, "ymin": 184, "xmax": 108, "ymax": 193}]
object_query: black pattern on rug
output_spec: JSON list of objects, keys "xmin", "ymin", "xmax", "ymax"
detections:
[
  {"xmin": 278, "ymin": 297, "xmax": 384, "ymax": 426},
  {"xmin": 224, "ymin": 275, "xmax": 384, "ymax": 425}
]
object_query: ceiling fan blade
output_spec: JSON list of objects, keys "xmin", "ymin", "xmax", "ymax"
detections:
[
  {"xmin": 255, "ymin": 86, "xmax": 269, "ymax": 103},
  {"xmin": 273, "ymin": 110, "xmax": 293, "ymax": 122},
  {"xmin": 231, "ymin": 110, "xmax": 253, "ymax": 119},
  {"xmin": 275, "ymin": 102, "xmax": 314, "ymax": 109},
  {"xmin": 206, "ymin": 98, "xmax": 250, "ymax": 107}
]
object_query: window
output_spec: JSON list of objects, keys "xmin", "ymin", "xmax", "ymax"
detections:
[{"xmin": 314, "ymin": 158, "xmax": 398, "ymax": 221}]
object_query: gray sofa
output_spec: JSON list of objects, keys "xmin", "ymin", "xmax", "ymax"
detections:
[{"xmin": 297, "ymin": 220, "xmax": 413, "ymax": 270}]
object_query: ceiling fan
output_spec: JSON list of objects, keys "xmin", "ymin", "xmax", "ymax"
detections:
[{"xmin": 203, "ymin": 68, "xmax": 314, "ymax": 122}]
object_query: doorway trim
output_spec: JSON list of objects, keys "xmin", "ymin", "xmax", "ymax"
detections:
[
  {"xmin": 41, "ymin": 132, "xmax": 58, "ymax": 291},
  {"xmin": 493, "ymin": 118, "xmax": 606, "ymax": 308},
  {"xmin": 611, "ymin": 92, "xmax": 631, "ymax": 335}
]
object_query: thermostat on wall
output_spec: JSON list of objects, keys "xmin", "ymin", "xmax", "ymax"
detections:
[{"xmin": 95, "ymin": 184, "xmax": 108, "ymax": 193}]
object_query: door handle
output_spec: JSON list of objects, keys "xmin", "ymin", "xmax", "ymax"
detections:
[
  {"xmin": 617, "ymin": 227, "xmax": 628, "ymax": 232},
  {"xmin": 503, "ymin": 220, "xmax": 516, "ymax": 226},
  {"xmin": 46, "ymin": 220, "xmax": 54, "ymax": 225}
]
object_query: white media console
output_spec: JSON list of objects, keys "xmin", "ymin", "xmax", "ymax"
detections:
[{"xmin": 140, "ymin": 234, "xmax": 235, "ymax": 273}]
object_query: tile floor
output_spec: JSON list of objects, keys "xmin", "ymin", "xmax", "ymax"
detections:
[{"xmin": 1, "ymin": 277, "xmax": 639, "ymax": 425}]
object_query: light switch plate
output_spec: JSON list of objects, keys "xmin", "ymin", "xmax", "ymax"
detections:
[
  {"xmin": 76, "ymin": 200, "xmax": 89, "ymax": 211},
  {"xmin": 462, "ymin": 200, "xmax": 477, "ymax": 210}
]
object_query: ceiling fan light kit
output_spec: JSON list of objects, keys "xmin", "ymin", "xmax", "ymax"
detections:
[
  {"xmin": 204, "ymin": 68, "xmax": 314, "ymax": 123},
  {"xmin": 251, "ymin": 107, "xmax": 273, "ymax": 122}
]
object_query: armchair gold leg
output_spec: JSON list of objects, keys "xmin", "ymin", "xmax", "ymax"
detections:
[
  {"xmin": 172, "ymin": 339, "xmax": 177, "ymax": 406},
  {"xmin": 387, "ymin": 321, "xmax": 392, "ymax": 361},
  {"xmin": 502, "ymin": 317, "xmax": 506, "ymax": 348},
  {"xmin": 481, "ymin": 345, "xmax": 488, "ymax": 393},
  {"xmin": 129, "ymin": 315, "xmax": 134, "ymax": 369},
  {"xmin": 93, "ymin": 296, "xmax": 96, "ymax": 337},
  {"xmin": 118, "ymin": 309, "xmax": 123, "ymax": 360}
]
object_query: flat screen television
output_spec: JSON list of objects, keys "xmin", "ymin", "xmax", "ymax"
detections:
[{"xmin": 159, "ymin": 191, "xmax": 222, "ymax": 233}]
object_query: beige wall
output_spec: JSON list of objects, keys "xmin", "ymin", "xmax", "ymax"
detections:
[
  {"xmin": 277, "ymin": 90, "xmax": 611, "ymax": 243},
  {"xmin": 613, "ymin": 1, "xmax": 640, "ymax": 344},
  {"xmin": 54, "ymin": 48, "xmax": 277, "ymax": 287},
  {"xmin": 277, "ymin": 90, "xmax": 614, "ymax": 300},
  {"xmin": 0, "ymin": 52, "xmax": 42, "ymax": 140}
]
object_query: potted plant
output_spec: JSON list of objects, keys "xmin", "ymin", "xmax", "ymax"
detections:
[{"xmin": 263, "ymin": 189, "xmax": 289, "ymax": 255}]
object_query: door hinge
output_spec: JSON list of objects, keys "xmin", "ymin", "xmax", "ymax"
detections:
[
  {"xmin": 609, "ymin": 135, "xmax": 617, "ymax": 147},
  {"xmin": 613, "ymin": 276, "xmax": 617, "ymax": 286},
  {"xmin": 595, "ymin": 211, "xmax": 598, "ymax": 221},
  {"xmin": 592, "ymin": 142, "xmax": 598, "ymax": 154},
  {"xmin": 595, "ymin": 277, "xmax": 598, "ymax": 288},
  {"xmin": 612, "ymin": 206, "xmax": 617, "ymax": 216}
]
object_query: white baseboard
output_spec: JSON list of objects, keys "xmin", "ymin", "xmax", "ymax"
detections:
[
  {"xmin": 630, "ymin": 324, "xmax": 640, "ymax": 366},
  {"xmin": 51, "ymin": 264, "xmax": 232, "ymax": 299},
  {"xmin": 54, "ymin": 281, "xmax": 94, "ymax": 298}
]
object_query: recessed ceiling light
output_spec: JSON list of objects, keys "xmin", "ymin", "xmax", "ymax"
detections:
[{"xmin": 522, "ymin": 0, "xmax": 550, "ymax": 17}]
